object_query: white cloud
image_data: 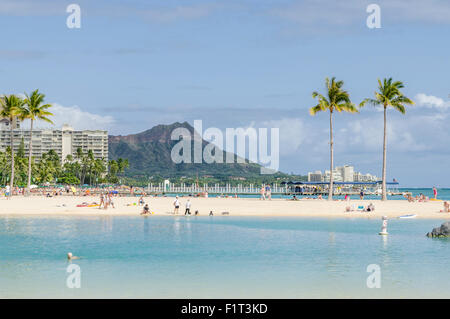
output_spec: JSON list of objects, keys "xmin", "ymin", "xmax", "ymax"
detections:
[
  {"xmin": 33, "ymin": 103, "xmax": 115, "ymax": 131},
  {"xmin": 261, "ymin": 118, "xmax": 308, "ymax": 156},
  {"xmin": 415, "ymin": 93, "xmax": 450, "ymax": 110}
]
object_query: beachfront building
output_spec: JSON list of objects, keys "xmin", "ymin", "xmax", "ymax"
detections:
[
  {"xmin": 0, "ymin": 122, "xmax": 108, "ymax": 162},
  {"xmin": 337, "ymin": 165, "xmax": 354, "ymax": 182},
  {"xmin": 307, "ymin": 165, "xmax": 378, "ymax": 183},
  {"xmin": 307, "ymin": 171, "xmax": 323, "ymax": 182},
  {"xmin": 323, "ymin": 169, "xmax": 343, "ymax": 182},
  {"xmin": 353, "ymin": 172, "xmax": 378, "ymax": 182}
]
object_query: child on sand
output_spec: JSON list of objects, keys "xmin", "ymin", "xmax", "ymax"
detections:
[{"xmin": 141, "ymin": 204, "xmax": 150, "ymax": 215}]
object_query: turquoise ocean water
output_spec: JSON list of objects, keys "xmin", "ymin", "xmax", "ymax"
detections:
[
  {"xmin": 1, "ymin": 215, "xmax": 449, "ymax": 298},
  {"xmin": 166, "ymin": 188, "xmax": 450, "ymax": 200}
]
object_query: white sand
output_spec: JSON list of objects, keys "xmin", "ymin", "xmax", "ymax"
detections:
[{"xmin": 0, "ymin": 195, "xmax": 448, "ymax": 219}]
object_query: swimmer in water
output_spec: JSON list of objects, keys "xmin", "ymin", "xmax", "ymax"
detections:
[{"xmin": 67, "ymin": 252, "xmax": 80, "ymax": 260}]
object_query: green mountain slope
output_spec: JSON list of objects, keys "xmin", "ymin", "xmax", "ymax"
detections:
[{"xmin": 108, "ymin": 122, "xmax": 280, "ymax": 181}]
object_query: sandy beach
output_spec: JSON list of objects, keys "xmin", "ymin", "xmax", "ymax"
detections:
[{"xmin": 0, "ymin": 195, "xmax": 448, "ymax": 219}]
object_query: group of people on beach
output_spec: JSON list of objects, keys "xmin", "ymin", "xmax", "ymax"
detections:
[
  {"xmin": 98, "ymin": 192, "xmax": 115, "ymax": 209},
  {"xmin": 404, "ymin": 193, "xmax": 430, "ymax": 202},
  {"xmin": 260, "ymin": 185, "xmax": 272, "ymax": 200},
  {"xmin": 345, "ymin": 202, "xmax": 375, "ymax": 212},
  {"xmin": 173, "ymin": 196, "xmax": 194, "ymax": 215}
]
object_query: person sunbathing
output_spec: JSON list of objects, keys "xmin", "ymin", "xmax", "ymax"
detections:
[
  {"xmin": 365, "ymin": 203, "xmax": 375, "ymax": 212},
  {"xmin": 440, "ymin": 201, "xmax": 449, "ymax": 213}
]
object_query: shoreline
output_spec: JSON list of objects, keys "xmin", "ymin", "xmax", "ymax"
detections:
[{"xmin": 0, "ymin": 196, "xmax": 448, "ymax": 219}]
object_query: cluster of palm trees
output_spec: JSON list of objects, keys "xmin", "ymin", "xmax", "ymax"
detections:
[
  {"xmin": 0, "ymin": 90, "xmax": 53, "ymax": 195},
  {"xmin": 310, "ymin": 77, "xmax": 414, "ymax": 201},
  {"xmin": 0, "ymin": 90, "xmax": 129, "ymax": 196}
]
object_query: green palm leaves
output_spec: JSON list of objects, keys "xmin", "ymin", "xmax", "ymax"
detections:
[
  {"xmin": 310, "ymin": 77, "xmax": 358, "ymax": 201},
  {"xmin": 22, "ymin": 90, "xmax": 54, "ymax": 123},
  {"xmin": 310, "ymin": 77, "xmax": 358, "ymax": 115},
  {"xmin": 0, "ymin": 94, "xmax": 26, "ymax": 196},
  {"xmin": 362, "ymin": 78, "xmax": 413, "ymax": 113},
  {"xmin": 310, "ymin": 77, "xmax": 413, "ymax": 201},
  {"xmin": 361, "ymin": 78, "xmax": 414, "ymax": 201},
  {"xmin": 21, "ymin": 90, "xmax": 54, "ymax": 191}
]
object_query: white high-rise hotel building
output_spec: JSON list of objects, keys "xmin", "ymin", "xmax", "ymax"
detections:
[
  {"xmin": 307, "ymin": 165, "xmax": 378, "ymax": 183},
  {"xmin": 0, "ymin": 120, "xmax": 108, "ymax": 162}
]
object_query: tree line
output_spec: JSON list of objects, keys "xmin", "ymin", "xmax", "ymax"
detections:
[{"xmin": 0, "ymin": 90, "xmax": 128, "ymax": 194}]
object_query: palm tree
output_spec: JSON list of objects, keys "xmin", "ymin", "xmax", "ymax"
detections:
[
  {"xmin": 310, "ymin": 77, "xmax": 358, "ymax": 201},
  {"xmin": 21, "ymin": 90, "xmax": 53, "ymax": 192},
  {"xmin": 362, "ymin": 78, "xmax": 414, "ymax": 201},
  {"xmin": 0, "ymin": 95, "xmax": 25, "ymax": 197}
]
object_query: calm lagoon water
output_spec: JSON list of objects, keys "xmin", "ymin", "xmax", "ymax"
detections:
[{"xmin": 0, "ymin": 215, "xmax": 449, "ymax": 298}]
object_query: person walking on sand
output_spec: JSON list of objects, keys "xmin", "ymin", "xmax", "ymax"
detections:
[
  {"xmin": 173, "ymin": 196, "xmax": 180, "ymax": 214},
  {"xmin": 103, "ymin": 193, "xmax": 109, "ymax": 210},
  {"xmin": 5, "ymin": 185, "xmax": 10, "ymax": 199},
  {"xmin": 185, "ymin": 199, "xmax": 191, "ymax": 215},
  {"xmin": 108, "ymin": 193, "xmax": 115, "ymax": 209},
  {"xmin": 260, "ymin": 186, "xmax": 265, "ymax": 200},
  {"xmin": 99, "ymin": 192, "xmax": 105, "ymax": 209},
  {"xmin": 433, "ymin": 187, "xmax": 438, "ymax": 199},
  {"xmin": 265, "ymin": 185, "xmax": 272, "ymax": 200}
]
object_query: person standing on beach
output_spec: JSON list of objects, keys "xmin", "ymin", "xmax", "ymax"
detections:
[
  {"xmin": 174, "ymin": 196, "xmax": 180, "ymax": 214},
  {"xmin": 260, "ymin": 186, "xmax": 265, "ymax": 200},
  {"xmin": 108, "ymin": 193, "xmax": 115, "ymax": 208},
  {"xmin": 138, "ymin": 195, "xmax": 145, "ymax": 206},
  {"xmin": 185, "ymin": 199, "xmax": 191, "ymax": 215},
  {"xmin": 5, "ymin": 185, "xmax": 10, "ymax": 199},
  {"xmin": 99, "ymin": 192, "xmax": 105, "ymax": 209},
  {"xmin": 433, "ymin": 187, "xmax": 438, "ymax": 199},
  {"xmin": 265, "ymin": 185, "xmax": 272, "ymax": 200}
]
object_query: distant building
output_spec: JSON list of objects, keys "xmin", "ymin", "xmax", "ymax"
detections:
[
  {"xmin": 0, "ymin": 121, "xmax": 108, "ymax": 162},
  {"xmin": 337, "ymin": 165, "xmax": 354, "ymax": 182},
  {"xmin": 308, "ymin": 165, "xmax": 378, "ymax": 182},
  {"xmin": 324, "ymin": 169, "xmax": 343, "ymax": 182},
  {"xmin": 307, "ymin": 171, "xmax": 323, "ymax": 182},
  {"xmin": 354, "ymin": 172, "xmax": 378, "ymax": 182}
]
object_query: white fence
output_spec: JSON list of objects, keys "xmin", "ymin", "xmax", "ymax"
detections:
[{"xmin": 146, "ymin": 183, "xmax": 287, "ymax": 194}]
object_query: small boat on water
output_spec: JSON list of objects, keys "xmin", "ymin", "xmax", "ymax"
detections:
[{"xmin": 398, "ymin": 214, "xmax": 417, "ymax": 219}]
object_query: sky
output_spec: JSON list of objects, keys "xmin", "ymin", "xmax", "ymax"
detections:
[{"xmin": 0, "ymin": 0, "xmax": 449, "ymax": 187}]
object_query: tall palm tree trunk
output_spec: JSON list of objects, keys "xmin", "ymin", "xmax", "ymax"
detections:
[
  {"xmin": 381, "ymin": 106, "xmax": 387, "ymax": 201},
  {"xmin": 9, "ymin": 119, "xmax": 15, "ymax": 198},
  {"xmin": 27, "ymin": 119, "xmax": 34, "ymax": 192},
  {"xmin": 328, "ymin": 111, "xmax": 334, "ymax": 201}
]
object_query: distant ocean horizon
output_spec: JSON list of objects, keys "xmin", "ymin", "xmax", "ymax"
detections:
[{"xmin": 165, "ymin": 188, "xmax": 450, "ymax": 201}]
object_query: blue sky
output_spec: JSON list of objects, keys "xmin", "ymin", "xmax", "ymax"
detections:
[{"xmin": 0, "ymin": 0, "xmax": 449, "ymax": 187}]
